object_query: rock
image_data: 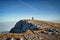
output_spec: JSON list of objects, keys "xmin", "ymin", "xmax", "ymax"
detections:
[{"xmin": 9, "ymin": 20, "xmax": 39, "ymax": 33}]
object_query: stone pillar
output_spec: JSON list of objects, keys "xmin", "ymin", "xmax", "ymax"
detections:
[{"xmin": 32, "ymin": 17, "xmax": 34, "ymax": 20}]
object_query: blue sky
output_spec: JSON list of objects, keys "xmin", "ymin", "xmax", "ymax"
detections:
[{"xmin": 0, "ymin": 0, "xmax": 60, "ymax": 22}]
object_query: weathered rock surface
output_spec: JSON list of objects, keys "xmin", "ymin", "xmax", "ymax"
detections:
[
  {"xmin": 9, "ymin": 20, "xmax": 39, "ymax": 33},
  {"xmin": 9, "ymin": 20, "xmax": 60, "ymax": 34}
]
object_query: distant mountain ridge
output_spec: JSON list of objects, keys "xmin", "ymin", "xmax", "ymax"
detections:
[{"xmin": 0, "ymin": 31, "xmax": 9, "ymax": 34}]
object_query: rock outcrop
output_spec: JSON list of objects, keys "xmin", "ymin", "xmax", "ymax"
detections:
[
  {"xmin": 9, "ymin": 20, "xmax": 39, "ymax": 33},
  {"xmin": 9, "ymin": 19, "xmax": 60, "ymax": 34}
]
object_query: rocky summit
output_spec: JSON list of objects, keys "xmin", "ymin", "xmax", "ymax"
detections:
[
  {"xmin": 9, "ymin": 17, "xmax": 60, "ymax": 34},
  {"xmin": 0, "ymin": 18, "xmax": 60, "ymax": 40},
  {"xmin": 9, "ymin": 20, "xmax": 39, "ymax": 33}
]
